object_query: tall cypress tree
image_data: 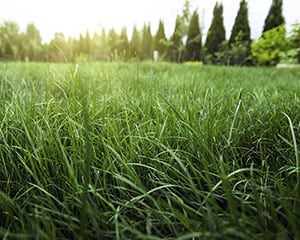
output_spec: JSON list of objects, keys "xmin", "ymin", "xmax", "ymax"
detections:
[
  {"xmin": 154, "ymin": 20, "xmax": 167, "ymax": 57},
  {"xmin": 118, "ymin": 27, "xmax": 129, "ymax": 59},
  {"xmin": 204, "ymin": 3, "xmax": 226, "ymax": 56},
  {"xmin": 263, "ymin": 0, "xmax": 285, "ymax": 33},
  {"xmin": 24, "ymin": 23, "xmax": 43, "ymax": 61},
  {"xmin": 186, "ymin": 10, "xmax": 202, "ymax": 61},
  {"xmin": 229, "ymin": 0, "xmax": 251, "ymax": 45},
  {"xmin": 108, "ymin": 28, "xmax": 118, "ymax": 59},
  {"xmin": 167, "ymin": 15, "xmax": 184, "ymax": 62},
  {"xmin": 85, "ymin": 31, "xmax": 92, "ymax": 58},
  {"xmin": 141, "ymin": 24, "xmax": 153, "ymax": 60},
  {"xmin": 99, "ymin": 28, "xmax": 110, "ymax": 61},
  {"xmin": 228, "ymin": 0, "xmax": 251, "ymax": 65},
  {"xmin": 129, "ymin": 26, "xmax": 141, "ymax": 59}
]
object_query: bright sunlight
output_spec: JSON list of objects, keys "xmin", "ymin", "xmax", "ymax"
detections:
[
  {"xmin": 1, "ymin": 0, "xmax": 298, "ymax": 43},
  {"xmin": 1, "ymin": 0, "xmax": 184, "ymax": 42}
]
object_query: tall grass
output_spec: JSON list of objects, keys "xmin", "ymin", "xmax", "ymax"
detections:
[{"xmin": 0, "ymin": 61, "xmax": 299, "ymax": 239}]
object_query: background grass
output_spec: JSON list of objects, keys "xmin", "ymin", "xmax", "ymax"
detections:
[{"xmin": 0, "ymin": 61, "xmax": 299, "ymax": 239}]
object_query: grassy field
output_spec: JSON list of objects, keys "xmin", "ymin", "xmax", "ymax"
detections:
[{"xmin": 0, "ymin": 61, "xmax": 299, "ymax": 239}]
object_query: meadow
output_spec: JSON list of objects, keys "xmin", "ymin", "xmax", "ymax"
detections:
[{"xmin": 0, "ymin": 61, "xmax": 299, "ymax": 239}]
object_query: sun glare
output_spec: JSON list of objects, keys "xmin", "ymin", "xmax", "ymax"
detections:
[
  {"xmin": 0, "ymin": 0, "xmax": 183, "ymax": 42},
  {"xmin": 43, "ymin": 0, "xmax": 168, "ymax": 41}
]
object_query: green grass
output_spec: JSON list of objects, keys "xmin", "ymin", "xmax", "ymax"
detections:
[{"xmin": 0, "ymin": 61, "xmax": 299, "ymax": 239}]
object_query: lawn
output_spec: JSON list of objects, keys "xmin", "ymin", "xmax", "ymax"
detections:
[{"xmin": 0, "ymin": 61, "xmax": 299, "ymax": 239}]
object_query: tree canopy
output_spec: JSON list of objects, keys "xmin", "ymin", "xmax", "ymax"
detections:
[
  {"xmin": 186, "ymin": 11, "xmax": 202, "ymax": 61},
  {"xmin": 229, "ymin": 0, "xmax": 250, "ymax": 45},
  {"xmin": 204, "ymin": 3, "xmax": 226, "ymax": 60},
  {"xmin": 263, "ymin": 0, "xmax": 285, "ymax": 33}
]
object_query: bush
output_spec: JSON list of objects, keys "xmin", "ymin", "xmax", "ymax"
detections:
[
  {"xmin": 251, "ymin": 24, "xmax": 287, "ymax": 66},
  {"xmin": 288, "ymin": 23, "xmax": 300, "ymax": 63}
]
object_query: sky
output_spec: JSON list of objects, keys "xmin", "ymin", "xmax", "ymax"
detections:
[{"xmin": 0, "ymin": 0, "xmax": 299, "ymax": 42}]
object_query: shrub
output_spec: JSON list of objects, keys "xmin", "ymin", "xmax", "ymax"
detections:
[{"xmin": 251, "ymin": 24, "xmax": 287, "ymax": 66}]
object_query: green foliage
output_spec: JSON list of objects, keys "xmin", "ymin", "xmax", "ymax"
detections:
[
  {"xmin": 23, "ymin": 23, "xmax": 43, "ymax": 61},
  {"xmin": 229, "ymin": 32, "xmax": 251, "ymax": 66},
  {"xmin": 140, "ymin": 24, "xmax": 153, "ymax": 60},
  {"xmin": 263, "ymin": 0, "xmax": 285, "ymax": 33},
  {"xmin": 229, "ymin": 0, "xmax": 251, "ymax": 46},
  {"xmin": 251, "ymin": 24, "xmax": 287, "ymax": 66},
  {"xmin": 206, "ymin": 1, "xmax": 252, "ymax": 66},
  {"xmin": 208, "ymin": 40, "xmax": 230, "ymax": 65},
  {"xmin": 154, "ymin": 20, "xmax": 167, "ymax": 58},
  {"xmin": 48, "ymin": 32, "xmax": 68, "ymax": 62},
  {"xmin": 185, "ymin": 11, "xmax": 202, "ymax": 61},
  {"xmin": 0, "ymin": 1, "xmax": 293, "ymax": 65},
  {"xmin": 118, "ymin": 27, "xmax": 129, "ymax": 60},
  {"xmin": 167, "ymin": 15, "xmax": 185, "ymax": 62},
  {"xmin": 108, "ymin": 28, "xmax": 119, "ymax": 60},
  {"xmin": 288, "ymin": 23, "xmax": 300, "ymax": 63},
  {"xmin": 204, "ymin": 3, "xmax": 226, "ymax": 62},
  {"xmin": 181, "ymin": 0, "xmax": 192, "ymax": 36},
  {"xmin": 229, "ymin": 0, "xmax": 251, "ymax": 66},
  {"xmin": 129, "ymin": 26, "xmax": 141, "ymax": 59},
  {"xmin": 0, "ymin": 21, "xmax": 20, "ymax": 60},
  {"xmin": 0, "ymin": 62, "xmax": 300, "ymax": 239}
]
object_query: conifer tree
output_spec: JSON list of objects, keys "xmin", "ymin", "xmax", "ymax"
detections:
[
  {"xmin": 204, "ymin": 3, "xmax": 226, "ymax": 56},
  {"xmin": 118, "ymin": 27, "xmax": 129, "ymax": 59},
  {"xmin": 186, "ymin": 10, "xmax": 202, "ymax": 61},
  {"xmin": 263, "ymin": 0, "xmax": 285, "ymax": 33},
  {"xmin": 229, "ymin": 0, "xmax": 251, "ymax": 45},
  {"xmin": 99, "ymin": 28, "xmax": 110, "ymax": 61},
  {"xmin": 129, "ymin": 26, "xmax": 141, "ymax": 59},
  {"xmin": 0, "ymin": 21, "xmax": 20, "ymax": 60},
  {"xmin": 181, "ymin": 0, "xmax": 191, "ymax": 36},
  {"xmin": 141, "ymin": 24, "xmax": 153, "ymax": 60},
  {"xmin": 49, "ymin": 32, "xmax": 67, "ymax": 62},
  {"xmin": 23, "ymin": 23, "xmax": 43, "ymax": 61},
  {"xmin": 108, "ymin": 28, "xmax": 118, "ymax": 59},
  {"xmin": 154, "ymin": 20, "xmax": 167, "ymax": 58},
  {"xmin": 167, "ymin": 15, "xmax": 184, "ymax": 62},
  {"xmin": 84, "ymin": 31, "xmax": 92, "ymax": 57},
  {"xmin": 4, "ymin": 41, "xmax": 14, "ymax": 59},
  {"xmin": 228, "ymin": 0, "xmax": 251, "ymax": 65}
]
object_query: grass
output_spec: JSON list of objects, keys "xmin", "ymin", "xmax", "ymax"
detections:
[{"xmin": 0, "ymin": 61, "xmax": 299, "ymax": 239}]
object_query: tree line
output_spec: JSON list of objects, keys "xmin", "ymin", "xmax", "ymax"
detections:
[{"xmin": 0, "ymin": 0, "xmax": 299, "ymax": 66}]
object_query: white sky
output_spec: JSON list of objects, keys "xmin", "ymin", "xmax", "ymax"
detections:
[{"xmin": 0, "ymin": 0, "xmax": 299, "ymax": 42}]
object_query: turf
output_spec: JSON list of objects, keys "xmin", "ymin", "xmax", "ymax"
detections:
[{"xmin": 0, "ymin": 61, "xmax": 299, "ymax": 239}]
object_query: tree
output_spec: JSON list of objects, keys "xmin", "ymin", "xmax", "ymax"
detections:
[
  {"xmin": 181, "ymin": 0, "xmax": 192, "ymax": 36},
  {"xmin": 229, "ymin": 32, "xmax": 251, "ymax": 65},
  {"xmin": 118, "ymin": 27, "xmax": 129, "ymax": 60},
  {"xmin": 185, "ymin": 10, "xmax": 202, "ymax": 61},
  {"xmin": 263, "ymin": 0, "xmax": 285, "ymax": 33},
  {"xmin": 280, "ymin": 23, "xmax": 300, "ymax": 64},
  {"xmin": 66, "ymin": 36, "xmax": 76, "ymax": 62},
  {"xmin": 49, "ymin": 32, "xmax": 67, "ymax": 62},
  {"xmin": 23, "ymin": 23, "xmax": 43, "ymax": 61},
  {"xmin": 229, "ymin": 0, "xmax": 250, "ymax": 45},
  {"xmin": 229, "ymin": 0, "xmax": 251, "ymax": 65},
  {"xmin": 167, "ymin": 15, "xmax": 185, "ymax": 62},
  {"xmin": 140, "ymin": 24, "xmax": 153, "ymax": 60},
  {"xmin": 251, "ymin": 24, "xmax": 287, "ymax": 66},
  {"xmin": 85, "ymin": 31, "xmax": 92, "ymax": 58},
  {"xmin": 0, "ymin": 21, "xmax": 21, "ymax": 60},
  {"xmin": 129, "ymin": 26, "xmax": 141, "ymax": 59},
  {"xmin": 154, "ymin": 20, "xmax": 167, "ymax": 59},
  {"xmin": 99, "ymin": 28, "xmax": 110, "ymax": 61},
  {"xmin": 108, "ymin": 28, "xmax": 119, "ymax": 60},
  {"xmin": 289, "ymin": 23, "xmax": 300, "ymax": 63},
  {"xmin": 92, "ymin": 29, "xmax": 109, "ymax": 61},
  {"xmin": 4, "ymin": 41, "xmax": 14, "ymax": 59},
  {"xmin": 204, "ymin": 3, "xmax": 226, "ymax": 61}
]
